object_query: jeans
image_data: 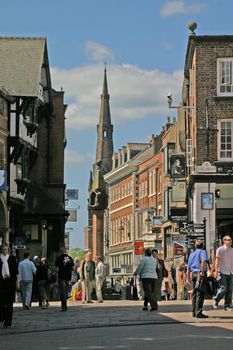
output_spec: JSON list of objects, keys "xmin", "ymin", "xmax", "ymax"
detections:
[
  {"xmin": 20, "ymin": 280, "xmax": 33, "ymax": 306},
  {"xmin": 58, "ymin": 279, "xmax": 69, "ymax": 310},
  {"xmin": 142, "ymin": 278, "xmax": 158, "ymax": 309},
  {"xmin": 215, "ymin": 273, "xmax": 233, "ymax": 309},
  {"xmin": 192, "ymin": 273, "xmax": 205, "ymax": 315}
]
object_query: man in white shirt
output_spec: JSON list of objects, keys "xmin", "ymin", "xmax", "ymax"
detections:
[
  {"xmin": 214, "ymin": 234, "xmax": 233, "ymax": 311},
  {"xmin": 18, "ymin": 252, "xmax": 37, "ymax": 309}
]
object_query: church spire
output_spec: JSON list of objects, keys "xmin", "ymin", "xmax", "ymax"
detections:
[{"xmin": 95, "ymin": 68, "xmax": 113, "ymax": 175}]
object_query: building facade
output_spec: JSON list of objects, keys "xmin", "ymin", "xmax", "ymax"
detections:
[
  {"xmin": 182, "ymin": 31, "xmax": 233, "ymax": 255},
  {"xmin": 0, "ymin": 37, "xmax": 67, "ymax": 259}
]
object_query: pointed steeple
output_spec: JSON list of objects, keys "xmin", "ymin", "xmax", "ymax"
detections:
[{"xmin": 95, "ymin": 68, "xmax": 113, "ymax": 175}]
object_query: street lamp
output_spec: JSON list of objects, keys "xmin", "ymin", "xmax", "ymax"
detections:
[{"xmin": 167, "ymin": 93, "xmax": 195, "ymax": 111}]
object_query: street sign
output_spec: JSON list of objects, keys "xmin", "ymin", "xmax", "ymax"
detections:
[{"xmin": 178, "ymin": 219, "xmax": 206, "ymax": 248}]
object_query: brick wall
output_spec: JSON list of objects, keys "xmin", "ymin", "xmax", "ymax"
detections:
[{"xmin": 195, "ymin": 38, "xmax": 233, "ymax": 165}]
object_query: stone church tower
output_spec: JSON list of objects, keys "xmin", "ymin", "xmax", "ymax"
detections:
[
  {"xmin": 95, "ymin": 68, "xmax": 113, "ymax": 174},
  {"xmin": 85, "ymin": 69, "xmax": 113, "ymax": 258}
]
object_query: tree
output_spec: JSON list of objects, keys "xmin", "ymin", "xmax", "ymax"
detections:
[{"xmin": 68, "ymin": 247, "xmax": 85, "ymax": 261}]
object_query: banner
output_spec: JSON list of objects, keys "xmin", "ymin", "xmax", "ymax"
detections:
[
  {"xmin": 67, "ymin": 209, "xmax": 77, "ymax": 221},
  {"xmin": 0, "ymin": 170, "xmax": 7, "ymax": 190},
  {"xmin": 134, "ymin": 241, "xmax": 144, "ymax": 255},
  {"xmin": 66, "ymin": 189, "xmax": 79, "ymax": 200}
]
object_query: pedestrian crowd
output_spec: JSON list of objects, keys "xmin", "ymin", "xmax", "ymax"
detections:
[{"xmin": 0, "ymin": 233, "xmax": 233, "ymax": 328}]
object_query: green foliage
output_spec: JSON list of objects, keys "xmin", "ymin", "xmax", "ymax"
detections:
[{"xmin": 68, "ymin": 247, "xmax": 85, "ymax": 261}]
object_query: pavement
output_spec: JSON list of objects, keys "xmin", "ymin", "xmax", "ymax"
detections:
[{"xmin": 0, "ymin": 299, "xmax": 233, "ymax": 335}]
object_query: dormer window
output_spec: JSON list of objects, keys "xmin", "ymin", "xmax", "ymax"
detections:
[{"xmin": 103, "ymin": 130, "xmax": 107, "ymax": 138}]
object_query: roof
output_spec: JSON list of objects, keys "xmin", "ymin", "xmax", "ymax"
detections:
[{"xmin": 0, "ymin": 37, "xmax": 47, "ymax": 97}]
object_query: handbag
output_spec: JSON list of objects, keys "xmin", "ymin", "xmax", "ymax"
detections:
[
  {"xmin": 195, "ymin": 274, "xmax": 207, "ymax": 293},
  {"xmin": 206, "ymin": 276, "xmax": 220, "ymax": 296}
]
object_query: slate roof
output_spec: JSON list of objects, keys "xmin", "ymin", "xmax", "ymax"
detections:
[{"xmin": 0, "ymin": 37, "xmax": 46, "ymax": 97}]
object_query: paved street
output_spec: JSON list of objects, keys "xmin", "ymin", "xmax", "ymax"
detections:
[{"xmin": 0, "ymin": 300, "xmax": 233, "ymax": 349}]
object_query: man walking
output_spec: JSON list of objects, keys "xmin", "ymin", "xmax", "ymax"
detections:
[
  {"xmin": 55, "ymin": 247, "xmax": 74, "ymax": 311},
  {"xmin": 95, "ymin": 256, "xmax": 105, "ymax": 303},
  {"xmin": 187, "ymin": 240, "xmax": 208, "ymax": 318},
  {"xmin": 214, "ymin": 234, "xmax": 233, "ymax": 311},
  {"xmin": 18, "ymin": 252, "xmax": 37, "ymax": 309}
]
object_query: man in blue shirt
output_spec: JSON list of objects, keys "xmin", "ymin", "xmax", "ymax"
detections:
[{"xmin": 187, "ymin": 240, "xmax": 208, "ymax": 318}]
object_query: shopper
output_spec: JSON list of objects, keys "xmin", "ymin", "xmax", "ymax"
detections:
[
  {"xmin": 18, "ymin": 252, "xmax": 37, "ymax": 309},
  {"xmin": 95, "ymin": 256, "xmax": 105, "ymax": 303},
  {"xmin": 36, "ymin": 257, "xmax": 50, "ymax": 309},
  {"xmin": 134, "ymin": 248, "xmax": 159, "ymax": 311},
  {"xmin": 80, "ymin": 251, "xmax": 95, "ymax": 304},
  {"xmin": 55, "ymin": 247, "xmax": 74, "ymax": 311},
  {"xmin": 187, "ymin": 240, "xmax": 209, "ymax": 318},
  {"xmin": 0, "ymin": 244, "xmax": 18, "ymax": 328},
  {"xmin": 214, "ymin": 234, "xmax": 233, "ymax": 311}
]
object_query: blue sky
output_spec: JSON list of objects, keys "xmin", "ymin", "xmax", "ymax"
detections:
[{"xmin": 1, "ymin": 0, "xmax": 233, "ymax": 248}]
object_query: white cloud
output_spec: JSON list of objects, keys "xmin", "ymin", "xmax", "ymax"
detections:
[
  {"xmin": 84, "ymin": 41, "xmax": 115, "ymax": 63},
  {"xmin": 51, "ymin": 42, "xmax": 183, "ymax": 132},
  {"xmin": 65, "ymin": 148, "xmax": 94, "ymax": 166},
  {"xmin": 160, "ymin": 0, "xmax": 204, "ymax": 16}
]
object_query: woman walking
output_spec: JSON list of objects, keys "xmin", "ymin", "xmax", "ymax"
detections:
[
  {"xmin": 134, "ymin": 248, "xmax": 159, "ymax": 311},
  {"xmin": 0, "ymin": 244, "xmax": 18, "ymax": 328}
]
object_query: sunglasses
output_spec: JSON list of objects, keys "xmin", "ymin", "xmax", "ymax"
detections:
[{"xmin": 224, "ymin": 239, "xmax": 232, "ymax": 241}]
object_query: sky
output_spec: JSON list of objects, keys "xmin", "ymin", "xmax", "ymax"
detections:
[{"xmin": 1, "ymin": 0, "xmax": 233, "ymax": 248}]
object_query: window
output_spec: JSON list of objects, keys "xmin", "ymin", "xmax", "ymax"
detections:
[
  {"xmin": 218, "ymin": 120, "xmax": 233, "ymax": 160},
  {"xmin": 217, "ymin": 58, "xmax": 233, "ymax": 96}
]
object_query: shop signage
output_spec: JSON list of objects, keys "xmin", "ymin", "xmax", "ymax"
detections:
[{"xmin": 170, "ymin": 208, "xmax": 188, "ymax": 222}]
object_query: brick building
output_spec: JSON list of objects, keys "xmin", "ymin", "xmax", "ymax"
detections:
[
  {"xmin": 182, "ymin": 28, "xmax": 233, "ymax": 254},
  {"xmin": 104, "ymin": 143, "xmax": 150, "ymax": 282}
]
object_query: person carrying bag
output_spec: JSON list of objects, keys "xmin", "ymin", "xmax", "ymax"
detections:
[{"xmin": 187, "ymin": 240, "xmax": 209, "ymax": 318}]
